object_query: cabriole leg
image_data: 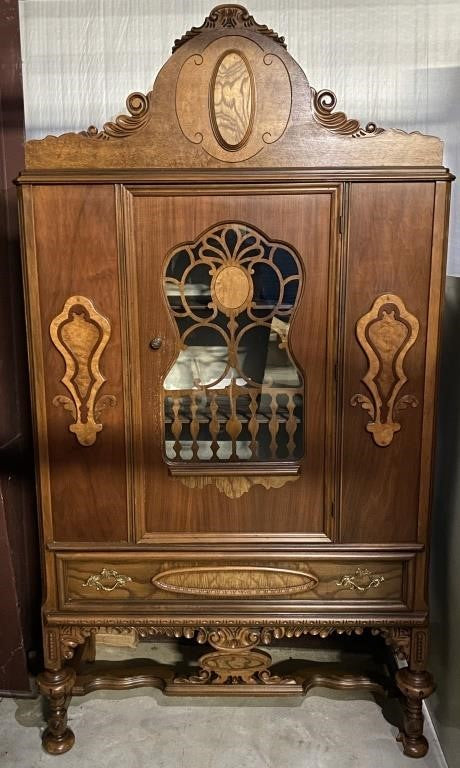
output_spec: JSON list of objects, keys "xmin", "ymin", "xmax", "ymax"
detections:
[{"xmin": 37, "ymin": 667, "xmax": 76, "ymax": 755}]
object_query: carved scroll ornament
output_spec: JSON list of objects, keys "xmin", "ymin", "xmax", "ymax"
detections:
[
  {"xmin": 172, "ymin": 4, "xmax": 287, "ymax": 53},
  {"xmin": 351, "ymin": 293, "xmax": 419, "ymax": 447},
  {"xmin": 50, "ymin": 296, "xmax": 116, "ymax": 446},
  {"xmin": 82, "ymin": 92, "xmax": 150, "ymax": 140},
  {"xmin": 174, "ymin": 626, "xmax": 297, "ymax": 686},
  {"xmin": 311, "ymin": 88, "xmax": 383, "ymax": 138}
]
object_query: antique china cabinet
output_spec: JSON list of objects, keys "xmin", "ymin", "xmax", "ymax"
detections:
[{"xmin": 18, "ymin": 4, "xmax": 452, "ymax": 757}]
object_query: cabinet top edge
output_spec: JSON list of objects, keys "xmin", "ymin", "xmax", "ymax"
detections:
[{"xmin": 16, "ymin": 166, "xmax": 454, "ymax": 185}]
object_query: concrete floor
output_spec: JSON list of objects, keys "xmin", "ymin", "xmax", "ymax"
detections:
[{"xmin": 0, "ymin": 642, "xmax": 448, "ymax": 768}]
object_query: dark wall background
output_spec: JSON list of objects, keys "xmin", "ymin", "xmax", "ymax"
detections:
[
  {"xmin": 429, "ymin": 275, "xmax": 460, "ymax": 767},
  {"xmin": 0, "ymin": 0, "xmax": 40, "ymax": 695}
]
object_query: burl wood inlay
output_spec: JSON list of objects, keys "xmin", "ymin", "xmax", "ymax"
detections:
[
  {"xmin": 151, "ymin": 565, "xmax": 318, "ymax": 597},
  {"xmin": 180, "ymin": 474, "xmax": 299, "ymax": 498},
  {"xmin": 213, "ymin": 264, "xmax": 252, "ymax": 309},
  {"xmin": 351, "ymin": 293, "xmax": 419, "ymax": 446},
  {"xmin": 175, "ymin": 35, "xmax": 292, "ymax": 163},
  {"xmin": 50, "ymin": 295, "xmax": 116, "ymax": 446},
  {"xmin": 210, "ymin": 50, "xmax": 254, "ymax": 150}
]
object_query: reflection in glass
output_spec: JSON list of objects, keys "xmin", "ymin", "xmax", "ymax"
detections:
[{"xmin": 162, "ymin": 223, "xmax": 304, "ymax": 464}]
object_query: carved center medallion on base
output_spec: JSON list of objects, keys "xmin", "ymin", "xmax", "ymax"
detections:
[{"xmin": 200, "ymin": 648, "xmax": 272, "ymax": 683}]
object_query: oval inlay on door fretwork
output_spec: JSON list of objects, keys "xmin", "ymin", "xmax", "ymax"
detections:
[
  {"xmin": 151, "ymin": 566, "xmax": 318, "ymax": 597},
  {"xmin": 210, "ymin": 50, "xmax": 255, "ymax": 150},
  {"xmin": 212, "ymin": 265, "xmax": 252, "ymax": 310}
]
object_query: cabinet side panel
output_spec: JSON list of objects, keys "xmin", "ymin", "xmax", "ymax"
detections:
[
  {"xmin": 340, "ymin": 182, "xmax": 435, "ymax": 543},
  {"xmin": 32, "ymin": 185, "xmax": 128, "ymax": 542}
]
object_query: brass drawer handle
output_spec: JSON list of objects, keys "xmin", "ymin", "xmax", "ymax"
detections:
[
  {"xmin": 336, "ymin": 567, "xmax": 384, "ymax": 593},
  {"xmin": 82, "ymin": 568, "xmax": 132, "ymax": 592}
]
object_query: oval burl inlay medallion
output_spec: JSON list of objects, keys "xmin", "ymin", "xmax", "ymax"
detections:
[
  {"xmin": 210, "ymin": 50, "xmax": 254, "ymax": 150},
  {"xmin": 213, "ymin": 265, "xmax": 251, "ymax": 310},
  {"xmin": 151, "ymin": 566, "xmax": 318, "ymax": 597}
]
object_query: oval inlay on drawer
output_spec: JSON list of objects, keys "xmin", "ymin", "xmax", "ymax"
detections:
[{"xmin": 151, "ymin": 566, "xmax": 318, "ymax": 597}]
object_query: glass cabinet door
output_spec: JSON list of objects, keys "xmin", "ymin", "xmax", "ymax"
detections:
[
  {"xmin": 163, "ymin": 222, "xmax": 304, "ymax": 468},
  {"xmin": 129, "ymin": 188, "xmax": 339, "ymax": 537}
]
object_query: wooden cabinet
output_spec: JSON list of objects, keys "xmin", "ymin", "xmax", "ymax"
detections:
[{"xmin": 18, "ymin": 5, "xmax": 452, "ymax": 758}]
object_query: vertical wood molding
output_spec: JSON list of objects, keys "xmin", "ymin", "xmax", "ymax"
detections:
[
  {"xmin": 415, "ymin": 181, "xmax": 450, "ymax": 611},
  {"xmin": 120, "ymin": 187, "xmax": 146, "ymax": 543},
  {"xmin": 115, "ymin": 185, "xmax": 135, "ymax": 543}
]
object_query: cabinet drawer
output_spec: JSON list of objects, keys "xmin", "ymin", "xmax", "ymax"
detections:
[{"xmin": 57, "ymin": 553, "xmax": 413, "ymax": 610}]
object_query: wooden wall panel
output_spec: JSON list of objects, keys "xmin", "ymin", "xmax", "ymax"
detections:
[
  {"xmin": 340, "ymin": 182, "xmax": 435, "ymax": 543},
  {"xmin": 32, "ymin": 185, "xmax": 128, "ymax": 542}
]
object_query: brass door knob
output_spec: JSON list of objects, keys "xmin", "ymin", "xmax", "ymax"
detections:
[{"xmin": 149, "ymin": 337, "xmax": 162, "ymax": 350}]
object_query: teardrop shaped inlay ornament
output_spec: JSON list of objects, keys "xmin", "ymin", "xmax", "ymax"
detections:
[{"xmin": 210, "ymin": 50, "xmax": 254, "ymax": 151}]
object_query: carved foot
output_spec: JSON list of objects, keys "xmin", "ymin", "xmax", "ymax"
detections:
[
  {"xmin": 37, "ymin": 668, "xmax": 76, "ymax": 755},
  {"xmin": 395, "ymin": 668, "xmax": 435, "ymax": 758}
]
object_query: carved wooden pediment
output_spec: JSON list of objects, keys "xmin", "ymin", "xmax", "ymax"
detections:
[
  {"xmin": 23, "ymin": 4, "xmax": 443, "ymax": 171},
  {"xmin": 172, "ymin": 4, "xmax": 287, "ymax": 53}
]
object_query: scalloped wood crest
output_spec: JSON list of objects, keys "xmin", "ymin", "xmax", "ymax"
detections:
[
  {"xmin": 172, "ymin": 4, "xmax": 287, "ymax": 53},
  {"xmin": 23, "ymin": 4, "xmax": 443, "ymax": 170}
]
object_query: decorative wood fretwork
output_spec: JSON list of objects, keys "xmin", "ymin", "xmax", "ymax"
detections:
[
  {"xmin": 172, "ymin": 4, "xmax": 287, "ymax": 53},
  {"xmin": 336, "ymin": 567, "xmax": 385, "ymax": 593},
  {"xmin": 151, "ymin": 565, "xmax": 318, "ymax": 597},
  {"xmin": 56, "ymin": 622, "xmax": 373, "ymax": 655},
  {"xmin": 82, "ymin": 568, "xmax": 133, "ymax": 593},
  {"xmin": 82, "ymin": 92, "xmax": 150, "ymax": 140},
  {"xmin": 163, "ymin": 222, "xmax": 304, "ymax": 486},
  {"xmin": 50, "ymin": 296, "xmax": 116, "ymax": 446},
  {"xmin": 179, "ymin": 474, "xmax": 298, "ymax": 498},
  {"xmin": 311, "ymin": 88, "xmax": 384, "ymax": 138},
  {"xmin": 351, "ymin": 293, "xmax": 420, "ymax": 447},
  {"xmin": 50, "ymin": 622, "xmax": 423, "ymax": 671},
  {"xmin": 175, "ymin": 626, "xmax": 297, "ymax": 687},
  {"xmin": 52, "ymin": 622, "xmax": 417, "ymax": 696}
]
